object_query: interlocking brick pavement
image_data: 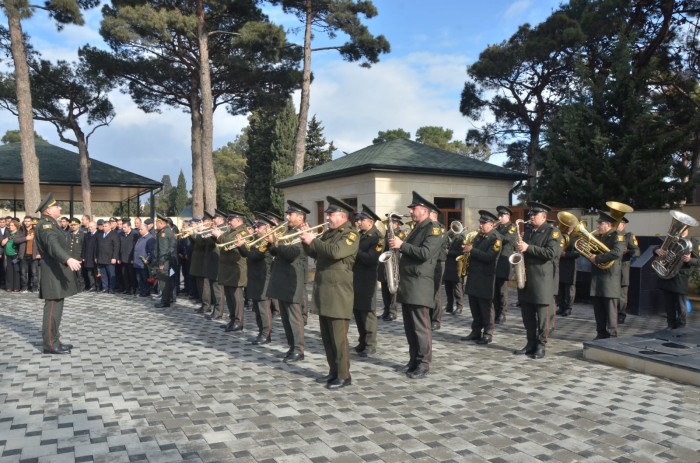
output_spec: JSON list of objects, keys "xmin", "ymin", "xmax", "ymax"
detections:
[{"xmin": 1, "ymin": 288, "xmax": 699, "ymax": 463}]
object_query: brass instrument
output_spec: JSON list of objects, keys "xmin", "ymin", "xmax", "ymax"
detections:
[
  {"xmin": 378, "ymin": 211, "xmax": 402, "ymax": 294},
  {"xmin": 199, "ymin": 224, "xmax": 230, "ymax": 239},
  {"xmin": 606, "ymin": 201, "xmax": 634, "ymax": 228},
  {"xmin": 175, "ymin": 224, "xmax": 202, "ymax": 238},
  {"xmin": 244, "ymin": 221, "xmax": 288, "ymax": 249},
  {"xmin": 215, "ymin": 231, "xmax": 257, "ymax": 251},
  {"xmin": 556, "ymin": 211, "xmax": 579, "ymax": 248},
  {"xmin": 456, "ymin": 230, "xmax": 478, "ymax": 279},
  {"xmin": 276, "ymin": 222, "xmax": 329, "ymax": 245},
  {"xmin": 448, "ymin": 220, "xmax": 464, "ymax": 238},
  {"xmin": 558, "ymin": 211, "xmax": 615, "ymax": 270},
  {"xmin": 509, "ymin": 219, "xmax": 527, "ymax": 289},
  {"xmin": 652, "ymin": 210, "xmax": 699, "ymax": 279}
]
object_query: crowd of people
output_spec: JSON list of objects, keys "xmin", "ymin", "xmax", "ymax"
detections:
[{"xmin": 3, "ymin": 191, "xmax": 696, "ymax": 389}]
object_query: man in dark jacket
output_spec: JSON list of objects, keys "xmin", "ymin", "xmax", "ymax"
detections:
[
  {"xmin": 118, "ymin": 219, "xmax": 139, "ymax": 295},
  {"xmin": 462, "ymin": 210, "xmax": 501, "ymax": 344},
  {"xmin": 617, "ymin": 217, "xmax": 640, "ymax": 323},
  {"xmin": 67, "ymin": 218, "xmax": 85, "ymax": 291},
  {"xmin": 34, "ymin": 193, "xmax": 81, "ymax": 355},
  {"xmin": 13, "ymin": 216, "xmax": 39, "ymax": 292},
  {"xmin": 83, "ymin": 221, "xmax": 99, "ymax": 291},
  {"xmin": 379, "ymin": 214, "xmax": 406, "ymax": 321},
  {"xmin": 0, "ymin": 216, "xmax": 10, "ymax": 289},
  {"xmin": 97, "ymin": 218, "xmax": 119, "ymax": 293},
  {"xmin": 556, "ymin": 224, "xmax": 579, "ymax": 317},
  {"xmin": 656, "ymin": 226, "xmax": 699, "ymax": 329},
  {"xmin": 212, "ymin": 211, "xmax": 249, "ymax": 330},
  {"xmin": 389, "ymin": 191, "xmax": 443, "ymax": 379},
  {"xmin": 351, "ymin": 204, "xmax": 383, "ymax": 358},
  {"xmin": 443, "ymin": 224, "xmax": 465, "ymax": 315},
  {"xmin": 493, "ymin": 206, "xmax": 518, "ymax": 324},
  {"xmin": 429, "ymin": 210, "xmax": 448, "ymax": 330},
  {"xmin": 247, "ymin": 217, "xmax": 275, "ymax": 345}
]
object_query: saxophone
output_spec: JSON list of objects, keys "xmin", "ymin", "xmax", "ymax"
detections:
[
  {"xmin": 456, "ymin": 231, "xmax": 478, "ymax": 278},
  {"xmin": 378, "ymin": 212, "xmax": 401, "ymax": 294},
  {"xmin": 508, "ymin": 219, "xmax": 526, "ymax": 289}
]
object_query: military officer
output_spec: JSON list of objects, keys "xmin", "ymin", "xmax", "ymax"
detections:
[
  {"xmin": 617, "ymin": 217, "xmax": 640, "ymax": 324},
  {"xmin": 67, "ymin": 217, "xmax": 85, "ymax": 291},
  {"xmin": 34, "ymin": 193, "xmax": 81, "ymax": 354},
  {"xmin": 513, "ymin": 202, "xmax": 561, "ymax": 359},
  {"xmin": 301, "ymin": 197, "xmax": 359, "ymax": 389},
  {"xmin": 493, "ymin": 206, "xmax": 518, "ymax": 324},
  {"xmin": 202, "ymin": 212, "xmax": 224, "ymax": 317},
  {"xmin": 462, "ymin": 210, "xmax": 502, "ymax": 344},
  {"xmin": 352, "ymin": 204, "xmax": 383, "ymax": 358},
  {"xmin": 212, "ymin": 211, "xmax": 249, "ymax": 330},
  {"xmin": 154, "ymin": 213, "xmax": 176, "ymax": 308},
  {"xmin": 389, "ymin": 191, "xmax": 443, "ymax": 379},
  {"xmin": 547, "ymin": 219, "xmax": 564, "ymax": 335},
  {"xmin": 589, "ymin": 210, "xmax": 625, "ymax": 339},
  {"xmin": 443, "ymin": 223, "xmax": 465, "ymax": 315},
  {"xmin": 429, "ymin": 209, "xmax": 448, "ymax": 330},
  {"xmin": 266, "ymin": 201, "xmax": 309, "ymax": 363},
  {"xmin": 655, "ymin": 226, "xmax": 699, "ymax": 329},
  {"xmin": 379, "ymin": 214, "xmax": 405, "ymax": 321},
  {"xmin": 556, "ymin": 220, "xmax": 579, "ymax": 317},
  {"xmin": 247, "ymin": 216, "xmax": 275, "ymax": 344},
  {"xmin": 188, "ymin": 217, "xmax": 206, "ymax": 309}
]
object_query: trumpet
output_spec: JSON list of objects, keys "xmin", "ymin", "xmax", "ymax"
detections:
[
  {"xmin": 276, "ymin": 222, "xmax": 329, "ymax": 245},
  {"xmin": 199, "ymin": 224, "xmax": 230, "ymax": 238},
  {"xmin": 175, "ymin": 223, "xmax": 204, "ymax": 238},
  {"xmin": 215, "ymin": 231, "xmax": 258, "ymax": 251},
  {"xmin": 244, "ymin": 221, "xmax": 288, "ymax": 249}
]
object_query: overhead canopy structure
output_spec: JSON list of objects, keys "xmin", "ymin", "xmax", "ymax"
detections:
[{"xmin": 0, "ymin": 140, "xmax": 162, "ymax": 215}]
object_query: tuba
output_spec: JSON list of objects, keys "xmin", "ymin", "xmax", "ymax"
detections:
[
  {"xmin": 509, "ymin": 219, "xmax": 527, "ymax": 289},
  {"xmin": 378, "ymin": 212, "xmax": 402, "ymax": 294},
  {"xmin": 652, "ymin": 210, "xmax": 699, "ymax": 279},
  {"xmin": 606, "ymin": 201, "xmax": 634, "ymax": 228},
  {"xmin": 456, "ymin": 230, "xmax": 478, "ymax": 279}
]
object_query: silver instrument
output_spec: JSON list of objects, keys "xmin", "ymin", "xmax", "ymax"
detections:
[
  {"xmin": 378, "ymin": 211, "xmax": 401, "ymax": 294},
  {"xmin": 652, "ymin": 210, "xmax": 699, "ymax": 279},
  {"xmin": 448, "ymin": 220, "xmax": 464, "ymax": 238},
  {"xmin": 198, "ymin": 224, "xmax": 230, "ymax": 239},
  {"xmin": 509, "ymin": 219, "xmax": 526, "ymax": 289}
]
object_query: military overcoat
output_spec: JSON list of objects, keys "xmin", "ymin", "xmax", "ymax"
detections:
[
  {"xmin": 620, "ymin": 231, "xmax": 640, "ymax": 286},
  {"xmin": 246, "ymin": 241, "xmax": 273, "ymax": 301},
  {"xmin": 558, "ymin": 239, "xmax": 579, "ymax": 285},
  {"xmin": 396, "ymin": 218, "xmax": 443, "ymax": 308},
  {"xmin": 216, "ymin": 224, "xmax": 248, "ymax": 287},
  {"xmin": 267, "ymin": 226, "xmax": 308, "ymax": 303},
  {"xmin": 67, "ymin": 230, "xmax": 84, "ymax": 260},
  {"xmin": 304, "ymin": 221, "xmax": 359, "ymax": 319},
  {"xmin": 464, "ymin": 230, "xmax": 501, "ymax": 299},
  {"xmin": 35, "ymin": 215, "xmax": 78, "ymax": 300},
  {"xmin": 443, "ymin": 234, "xmax": 465, "ymax": 282},
  {"xmin": 352, "ymin": 224, "xmax": 383, "ymax": 311},
  {"xmin": 202, "ymin": 237, "xmax": 219, "ymax": 281},
  {"xmin": 495, "ymin": 221, "xmax": 518, "ymax": 280},
  {"xmin": 589, "ymin": 230, "xmax": 625, "ymax": 298},
  {"xmin": 517, "ymin": 223, "xmax": 561, "ymax": 305},
  {"xmin": 188, "ymin": 234, "xmax": 207, "ymax": 278}
]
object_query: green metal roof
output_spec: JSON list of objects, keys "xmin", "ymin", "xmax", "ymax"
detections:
[
  {"xmin": 277, "ymin": 138, "xmax": 528, "ymax": 187},
  {"xmin": 0, "ymin": 140, "xmax": 161, "ymax": 188}
]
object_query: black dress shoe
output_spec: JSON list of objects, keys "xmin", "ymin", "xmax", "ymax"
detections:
[
  {"xmin": 284, "ymin": 352, "xmax": 304, "ymax": 363},
  {"xmin": 407, "ymin": 367, "xmax": 429, "ymax": 379},
  {"xmin": 358, "ymin": 349, "xmax": 375, "ymax": 358},
  {"xmin": 431, "ymin": 322, "xmax": 441, "ymax": 331},
  {"xmin": 154, "ymin": 302, "xmax": 170, "ymax": 308},
  {"xmin": 354, "ymin": 344, "xmax": 364, "ymax": 353},
  {"xmin": 60, "ymin": 343, "xmax": 74, "ymax": 350},
  {"xmin": 382, "ymin": 314, "xmax": 395, "ymax": 321},
  {"xmin": 43, "ymin": 345, "xmax": 71, "ymax": 355},
  {"xmin": 445, "ymin": 307, "xmax": 454, "ymax": 313},
  {"xmin": 513, "ymin": 344, "xmax": 534, "ymax": 355},
  {"xmin": 326, "ymin": 377, "xmax": 351, "ymax": 389},
  {"xmin": 561, "ymin": 308, "xmax": 572, "ymax": 316},
  {"xmin": 618, "ymin": 314, "xmax": 626, "ymax": 324},
  {"xmin": 251, "ymin": 335, "xmax": 271, "ymax": 345},
  {"xmin": 315, "ymin": 374, "xmax": 336, "ymax": 383},
  {"xmin": 461, "ymin": 332, "xmax": 482, "ymax": 341},
  {"xmin": 476, "ymin": 334, "xmax": 492, "ymax": 345},
  {"xmin": 225, "ymin": 323, "xmax": 243, "ymax": 332},
  {"xmin": 530, "ymin": 345, "xmax": 545, "ymax": 359}
]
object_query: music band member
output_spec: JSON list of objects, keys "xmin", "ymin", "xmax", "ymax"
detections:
[
  {"xmin": 301, "ymin": 196, "xmax": 359, "ymax": 390},
  {"xmin": 556, "ymin": 223, "xmax": 579, "ymax": 317},
  {"xmin": 617, "ymin": 217, "xmax": 640, "ymax": 324},
  {"xmin": 266, "ymin": 201, "xmax": 309, "ymax": 363},
  {"xmin": 513, "ymin": 202, "xmax": 560, "ymax": 359},
  {"xmin": 429, "ymin": 209, "xmax": 448, "ymax": 331},
  {"xmin": 352, "ymin": 204, "xmax": 383, "ymax": 358},
  {"xmin": 589, "ymin": 210, "xmax": 625, "ymax": 339},
  {"xmin": 247, "ymin": 217, "xmax": 275, "ymax": 345},
  {"xmin": 389, "ymin": 191, "xmax": 442, "ymax": 379},
  {"xmin": 154, "ymin": 213, "xmax": 176, "ymax": 308},
  {"xmin": 443, "ymin": 223, "xmax": 465, "ymax": 315},
  {"xmin": 212, "ymin": 211, "xmax": 249, "ymax": 331},
  {"xmin": 462, "ymin": 210, "xmax": 501, "ymax": 344},
  {"xmin": 493, "ymin": 206, "xmax": 517, "ymax": 324},
  {"xmin": 379, "ymin": 214, "xmax": 405, "ymax": 321},
  {"xmin": 655, "ymin": 227, "xmax": 699, "ymax": 330}
]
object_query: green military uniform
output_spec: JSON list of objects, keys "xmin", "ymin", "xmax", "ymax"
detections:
[
  {"xmin": 202, "ymin": 228, "xmax": 223, "ymax": 316},
  {"xmin": 589, "ymin": 213, "xmax": 625, "ymax": 338},
  {"xmin": 155, "ymin": 218, "xmax": 176, "ymax": 305},
  {"xmin": 352, "ymin": 219, "xmax": 383, "ymax": 355},
  {"xmin": 267, "ymin": 224, "xmax": 308, "ymax": 356},
  {"xmin": 556, "ymin": 237, "xmax": 579, "ymax": 316},
  {"xmin": 247, "ymin": 227, "xmax": 274, "ymax": 343},
  {"xmin": 217, "ymin": 220, "xmax": 249, "ymax": 329},
  {"xmin": 464, "ymin": 217, "xmax": 501, "ymax": 341},
  {"xmin": 548, "ymin": 228, "xmax": 564, "ymax": 334},
  {"xmin": 305, "ymin": 207, "xmax": 359, "ymax": 383},
  {"xmin": 493, "ymin": 208, "xmax": 518, "ymax": 323},
  {"xmin": 397, "ymin": 193, "xmax": 443, "ymax": 375},
  {"xmin": 430, "ymin": 222, "xmax": 448, "ymax": 329},
  {"xmin": 379, "ymin": 225, "xmax": 406, "ymax": 320},
  {"xmin": 188, "ymin": 222, "xmax": 206, "ymax": 309},
  {"xmin": 657, "ymin": 237, "xmax": 700, "ymax": 329},
  {"xmin": 618, "ymin": 228, "xmax": 640, "ymax": 320},
  {"xmin": 34, "ymin": 199, "xmax": 79, "ymax": 352},
  {"xmin": 443, "ymin": 233, "xmax": 465, "ymax": 313},
  {"xmin": 516, "ymin": 202, "xmax": 561, "ymax": 357},
  {"xmin": 67, "ymin": 225, "xmax": 84, "ymax": 291}
]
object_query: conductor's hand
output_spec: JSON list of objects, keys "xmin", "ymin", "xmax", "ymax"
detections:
[{"xmin": 66, "ymin": 258, "xmax": 81, "ymax": 271}]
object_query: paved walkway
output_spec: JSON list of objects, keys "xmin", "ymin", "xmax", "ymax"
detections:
[{"xmin": 1, "ymin": 289, "xmax": 699, "ymax": 463}]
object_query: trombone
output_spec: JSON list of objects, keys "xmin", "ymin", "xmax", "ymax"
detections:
[
  {"xmin": 276, "ymin": 222, "xmax": 329, "ymax": 245},
  {"xmin": 244, "ymin": 221, "xmax": 288, "ymax": 249}
]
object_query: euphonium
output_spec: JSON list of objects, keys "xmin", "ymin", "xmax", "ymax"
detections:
[
  {"xmin": 378, "ymin": 212, "xmax": 401, "ymax": 294},
  {"xmin": 652, "ymin": 210, "xmax": 699, "ymax": 279},
  {"xmin": 448, "ymin": 220, "xmax": 464, "ymax": 238},
  {"xmin": 456, "ymin": 231, "xmax": 478, "ymax": 279},
  {"xmin": 557, "ymin": 211, "xmax": 615, "ymax": 270},
  {"xmin": 509, "ymin": 219, "xmax": 527, "ymax": 289}
]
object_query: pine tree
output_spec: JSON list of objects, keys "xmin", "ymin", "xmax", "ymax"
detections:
[
  {"xmin": 170, "ymin": 170, "xmax": 188, "ymax": 216},
  {"xmin": 304, "ymin": 115, "xmax": 335, "ymax": 170}
]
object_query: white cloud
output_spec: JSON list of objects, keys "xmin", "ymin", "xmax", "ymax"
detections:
[{"xmin": 504, "ymin": 0, "xmax": 533, "ymax": 20}]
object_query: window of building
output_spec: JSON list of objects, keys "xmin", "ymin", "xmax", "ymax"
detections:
[
  {"xmin": 316, "ymin": 201, "xmax": 325, "ymax": 225},
  {"xmin": 433, "ymin": 197, "xmax": 463, "ymax": 227}
]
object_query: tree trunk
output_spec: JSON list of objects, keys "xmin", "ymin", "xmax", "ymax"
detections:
[
  {"xmin": 73, "ymin": 131, "xmax": 93, "ymax": 217},
  {"xmin": 197, "ymin": 0, "xmax": 217, "ymax": 214},
  {"xmin": 292, "ymin": 0, "xmax": 313, "ymax": 175},
  {"xmin": 7, "ymin": 11, "xmax": 41, "ymax": 214},
  {"xmin": 526, "ymin": 128, "xmax": 540, "ymax": 201},
  {"xmin": 190, "ymin": 81, "xmax": 204, "ymax": 218}
]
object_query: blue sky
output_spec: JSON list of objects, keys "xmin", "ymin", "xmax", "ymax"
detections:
[{"xmin": 0, "ymin": 0, "xmax": 562, "ymax": 189}]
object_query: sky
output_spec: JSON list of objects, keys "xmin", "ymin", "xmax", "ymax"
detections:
[{"xmin": 0, "ymin": 0, "xmax": 563, "ymax": 191}]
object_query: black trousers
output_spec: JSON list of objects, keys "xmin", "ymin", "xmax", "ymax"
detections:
[
  {"xmin": 660, "ymin": 289, "xmax": 687, "ymax": 329},
  {"xmin": 253, "ymin": 299, "xmax": 272, "ymax": 338},
  {"xmin": 493, "ymin": 278, "xmax": 509, "ymax": 319},
  {"xmin": 444, "ymin": 279, "xmax": 464, "ymax": 311},
  {"xmin": 224, "ymin": 286, "xmax": 244, "ymax": 326},
  {"xmin": 520, "ymin": 302, "xmax": 549, "ymax": 347},
  {"xmin": 279, "ymin": 301, "xmax": 304, "ymax": 353},
  {"xmin": 402, "ymin": 304, "xmax": 432, "ymax": 371},
  {"xmin": 430, "ymin": 262, "xmax": 445, "ymax": 324},
  {"xmin": 592, "ymin": 296, "xmax": 618, "ymax": 338},
  {"xmin": 380, "ymin": 280, "xmax": 397, "ymax": 317},
  {"xmin": 468, "ymin": 294, "xmax": 494, "ymax": 336},
  {"xmin": 353, "ymin": 309, "xmax": 378, "ymax": 351},
  {"xmin": 556, "ymin": 283, "xmax": 575, "ymax": 310}
]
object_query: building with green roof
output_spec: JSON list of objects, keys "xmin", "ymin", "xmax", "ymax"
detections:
[{"xmin": 277, "ymin": 138, "xmax": 527, "ymax": 227}]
